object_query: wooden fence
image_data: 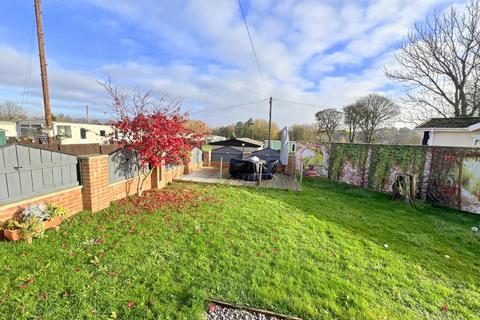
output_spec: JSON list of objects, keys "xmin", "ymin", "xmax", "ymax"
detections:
[{"xmin": 13, "ymin": 142, "xmax": 120, "ymax": 156}]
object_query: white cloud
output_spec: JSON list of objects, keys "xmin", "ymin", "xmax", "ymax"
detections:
[{"xmin": 0, "ymin": 0, "xmax": 466, "ymax": 127}]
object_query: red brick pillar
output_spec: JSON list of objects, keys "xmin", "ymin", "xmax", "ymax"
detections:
[
  {"xmin": 151, "ymin": 166, "xmax": 162, "ymax": 189},
  {"xmin": 78, "ymin": 155, "xmax": 111, "ymax": 212},
  {"xmin": 183, "ymin": 155, "xmax": 194, "ymax": 174},
  {"xmin": 203, "ymin": 150, "xmax": 211, "ymax": 167}
]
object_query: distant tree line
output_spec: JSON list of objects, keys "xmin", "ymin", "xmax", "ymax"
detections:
[
  {"xmin": 212, "ymin": 118, "xmax": 280, "ymax": 141},
  {"xmin": 0, "ymin": 100, "xmax": 111, "ymax": 124},
  {"xmin": 315, "ymin": 93, "xmax": 400, "ymax": 144}
]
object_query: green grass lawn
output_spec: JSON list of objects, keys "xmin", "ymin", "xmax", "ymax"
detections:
[{"xmin": 1, "ymin": 178, "xmax": 479, "ymax": 319}]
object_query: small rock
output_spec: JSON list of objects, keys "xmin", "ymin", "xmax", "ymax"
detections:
[{"xmin": 472, "ymin": 226, "xmax": 478, "ymax": 233}]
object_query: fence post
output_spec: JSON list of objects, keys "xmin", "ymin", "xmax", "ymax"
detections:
[
  {"xmin": 78, "ymin": 155, "xmax": 111, "ymax": 212},
  {"xmin": 220, "ymin": 157, "xmax": 223, "ymax": 179},
  {"xmin": 203, "ymin": 150, "xmax": 211, "ymax": 167},
  {"xmin": 257, "ymin": 162, "xmax": 263, "ymax": 186},
  {"xmin": 299, "ymin": 160, "xmax": 304, "ymax": 186}
]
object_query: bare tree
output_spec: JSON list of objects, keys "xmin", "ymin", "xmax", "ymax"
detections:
[
  {"xmin": 356, "ymin": 94, "xmax": 400, "ymax": 144},
  {"xmin": 315, "ymin": 108, "xmax": 343, "ymax": 142},
  {"xmin": 99, "ymin": 78, "xmax": 179, "ymax": 120},
  {"xmin": 0, "ymin": 101, "xmax": 27, "ymax": 121},
  {"xmin": 386, "ymin": 1, "xmax": 480, "ymax": 122},
  {"xmin": 343, "ymin": 103, "xmax": 362, "ymax": 143}
]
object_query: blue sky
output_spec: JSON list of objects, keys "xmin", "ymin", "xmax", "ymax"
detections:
[{"xmin": 0, "ymin": 0, "xmax": 463, "ymax": 127}]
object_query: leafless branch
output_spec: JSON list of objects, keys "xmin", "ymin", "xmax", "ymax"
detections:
[{"xmin": 386, "ymin": 1, "xmax": 480, "ymax": 118}]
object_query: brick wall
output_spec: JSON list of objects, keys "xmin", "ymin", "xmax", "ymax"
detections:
[
  {"xmin": 184, "ymin": 162, "xmax": 203, "ymax": 174},
  {"xmin": 78, "ymin": 155, "xmax": 111, "ymax": 212},
  {"xmin": 203, "ymin": 151, "xmax": 211, "ymax": 166},
  {"xmin": 109, "ymin": 173, "xmax": 153, "ymax": 202},
  {"xmin": 1, "ymin": 153, "xmax": 204, "ymax": 225},
  {"xmin": 163, "ymin": 166, "xmax": 185, "ymax": 184},
  {"xmin": 0, "ymin": 186, "xmax": 83, "ymax": 223}
]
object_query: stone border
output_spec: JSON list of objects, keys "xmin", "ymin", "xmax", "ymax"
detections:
[{"xmin": 207, "ymin": 299, "xmax": 302, "ymax": 320}]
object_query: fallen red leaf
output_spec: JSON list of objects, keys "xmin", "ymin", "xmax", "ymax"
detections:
[{"xmin": 208, "ymin": 304, "xmax": 218, "ymax": 313}]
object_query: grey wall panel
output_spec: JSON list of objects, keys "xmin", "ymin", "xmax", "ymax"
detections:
[
  {"xmin": 32, "ymin": 169, "xmax": 43, "ymax": 192},
  {"xmin": 191, "ymin": 147, "xmax": 203, "ymax": 164},
  {"xmin": 108, "ymin": 149, "xmax": 139, "ymax": 183},
  {"xmin": 0, "ymin": 174, "xmax": 8, "ymax": 200},
  {"xmin": 0, "ymin": 148, "xmax": 5, "ymax": 169},
  {"xmin": 70, "ymin": 164, "xmax": 77, "ymax": 184},
  {"xmin": 6, "ymin": 172, "xmax": 21, "ymax": 197},
  {"xmin": 29, "ymin": 147, "xmax": 41, "ymax": 165},
  {"xmin": 0, "ymin": 145, "xmax": 80, "ymax": 204},
  {"xmin": 53, "ymin": 166, "xmax": 62, "ymax": 186},
  {"xmin": 19, "ymin": 171, "xmax": 33, "ymax": 194}
]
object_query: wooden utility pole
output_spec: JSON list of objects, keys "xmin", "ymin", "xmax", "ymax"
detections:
[
  {"xmin": 34, "ymin": 0, "xmax": 53, "ymax": 135},
  {"xmin": 268, "ymin": 96, "xmax": 272, "ymax": 148}
]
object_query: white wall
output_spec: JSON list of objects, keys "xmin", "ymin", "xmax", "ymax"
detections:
[
  {"xmin": 0, "ymin": 121, "xmax": 18, "ymax": 137},
  {"xmin": 430, "ymin": 130, "xmax": 480, "ymax": 147},
  {"xmin": 53, "ymin": 122, "xmax": 114, "ymax": 145}
]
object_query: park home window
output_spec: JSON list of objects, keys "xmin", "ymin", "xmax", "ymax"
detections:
[
  {"xmin": 19, "ymin": 124, "xmax": 42, "ymax": 137},
  {"xmin": 57, "ymin": 125, "xmax": 72, "ymax": 138},
  {"xmin": 80, "ymin": 128, "xmax": 87, "ymax": 139}
]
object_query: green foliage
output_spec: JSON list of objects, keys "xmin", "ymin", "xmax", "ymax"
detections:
[
  {"xmin": 303, "ymin": 150, "xmax": 324, "ymax": 167},
  {"xmin": 0, "ymin": 181, "xmax": 479, "ymax": 319},
  {"xmin": 4, "ymin": 217, "xmax": 44, "ymax": 241},
  {"xmin": 2, "ymin": 204, "xmax": 66, "ymax": 242},
  {"xmin": 46, "ymin": 203, "xmax": 66, "ymax": 219},
  {"xmin": 327, "ymin": 143, "xmax": 428, "ymax": 190},
  {"xmin": 367, "ymin": 145, "xmax": 428, "ymax": 190},
  {"xmin": 327, "ymin": 143, "xmax": 370, "ymax": 180}
]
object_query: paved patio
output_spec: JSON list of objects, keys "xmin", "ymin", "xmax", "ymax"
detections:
[{"xmin": 174, "ymin": 167, "xmax": 301, "ymax": 191}]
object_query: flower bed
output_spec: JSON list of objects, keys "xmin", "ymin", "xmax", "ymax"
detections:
[{"xmin": 2, "ymin": 203, "xmax": 66, "ymax": 242}]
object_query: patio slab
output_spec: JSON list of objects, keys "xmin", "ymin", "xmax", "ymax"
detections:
[{"xmin": 174, "ymin": 167, "xmax": 301, "ymax": 191}]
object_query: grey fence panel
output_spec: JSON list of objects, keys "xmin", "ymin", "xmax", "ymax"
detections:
[
  {"xmin": 192, "ymin": 147, "xmax": 203, "ymax": 164},
  {"xmin": 252, "ymin": 148, "xmax": 280, "ymax": 162},
  {"xmin": 0, "ymin": 144, "xmax": 79, "ymax": 204},
  {"xmin": 108, "ymin": 148, "xmax": 139, "ymax": 183},
  {"xmin": 211, "ymin": 147, "xmax": 242, "ymax": 162}
]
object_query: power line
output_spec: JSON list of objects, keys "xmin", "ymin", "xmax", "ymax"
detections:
[
  {"xmin": 189, "ymin": 99, "xmax": 268, "ymax": 114},
  {"xmin": 21, "ymin": 20, "xmax": 36, "ymax": 108},
  {"xmin": 272, "ymin": 98, "xmax": 318, "ymax": 109},
  {"xmin": 238, "ymin": 0, "xmax": 268, "ymax": 96}
]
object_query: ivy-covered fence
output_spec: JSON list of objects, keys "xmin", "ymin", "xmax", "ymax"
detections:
[
  {"xmin": 296, "ymin": 142, "xmax": 480, "ymax": 214},
  {"xmin": 325, "ymin": 143, "xmax": 429, "ymax": 193}
]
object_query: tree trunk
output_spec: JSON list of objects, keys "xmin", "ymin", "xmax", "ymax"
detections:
[{"xmin": 392, "ymin": 174, "xmax": 417, "ymax": 206}]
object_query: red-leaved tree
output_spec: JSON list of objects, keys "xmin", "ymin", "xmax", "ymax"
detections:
[{"xmin": 101, "ymin": 79, "xmax": 202, "ymax": 195}]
